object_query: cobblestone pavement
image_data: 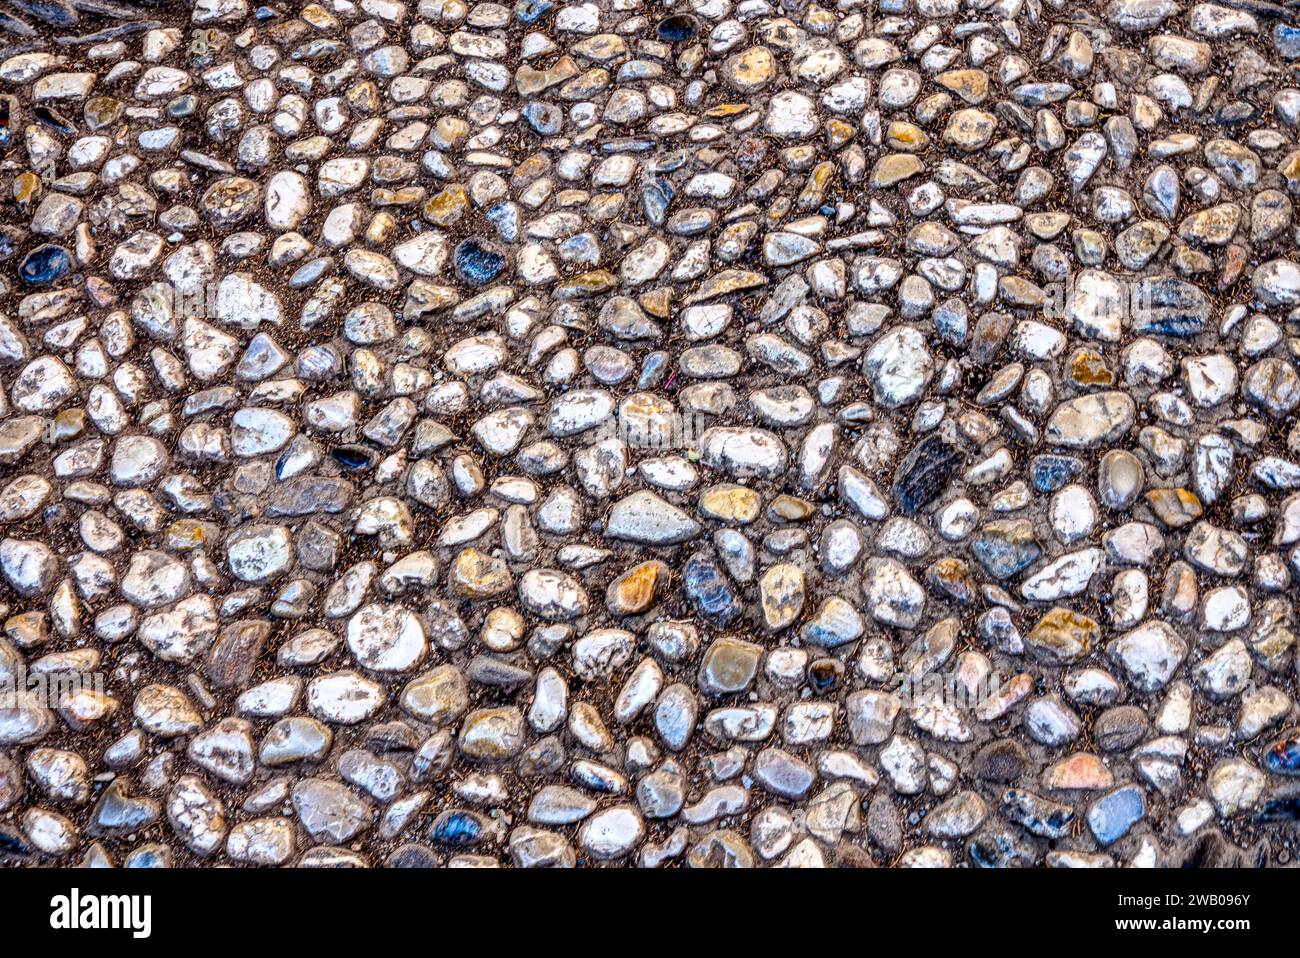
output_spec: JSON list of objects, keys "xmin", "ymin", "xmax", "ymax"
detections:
[{"xmin": 1, "ymin": 0, "xmax": 1300, "ymax": 868}]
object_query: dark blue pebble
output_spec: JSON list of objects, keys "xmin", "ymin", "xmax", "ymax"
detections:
[
  {"xmin": 968, "ymin": 831, "xmax": 1033, "ymax": 869},
  {"xmin": 641, "ymin": 177, "xmax": 674, "ymax": 226},
  {"xmin": 455, "ymin": 237, "xmax": 507, "ymax": 285},
  {"xmin": 330, "ymin": 445, "xmax": 375, "ymax": 471},
  {"xmin": 1030, "ymin": 454, "xmax": 1084, "ymax": 493},
  {"xmin": 1265, "ymin": 734, "xmax": 1300, "ymax": 777},
  {"xmin": 807, "ymin": 665, "xmax": 838, "ymax": 693},
  {"xmin": 893, "ymin": 434, "xmax": 963, "ymax": 513},
  {"xmin": 431, "ymin": 811, "xmax": 483, "ymax": 846},
  {"xmin": 19, "ymin": 244, "xmax": 72, "ymax": 286},
  {"xmin": 0, "ymin": 825, "xmax": 32, "ymax": 856},
  {"xmin": 970, "ymin": 524, "xmax": 1041, "ymax": 579},
  {"xmin": 34, "ymin": 106, "xmax": 75, "ymax": 135},
  {"xmin": 638, "ymin": 351, "xmax": 669, "ymax": 389},
  {"xmin": 656, "ymin": 14, "xmax": 697, "ymax": 42},
  {"xmin": 933, "ymin": 299, "xmax": 969, "ymax": 345},
  {"xmin": 23, "ymin": 0, "xmax": 75, "ymax": 25},
  {"xmin": 1215, "ymin": 102, "xmax": 1256, "ymax": 125},
  {"xmin": 1132, "ymin": 276, "xmax": 1209, "ymax": 337},
  {"xmin": 1258, "ymin": 798, "xmax": 1300, "ymax": 823},
  {"xmin": 684, "ymin": 553, "xmax": 742, "ymax": 628}
]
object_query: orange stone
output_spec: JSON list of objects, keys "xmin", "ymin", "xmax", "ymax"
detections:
[
  {"xmin": 1069, "ymin": 348, "xmax": 1115, "ymax": 386},
  {"xmin": 606, "ymin": 560, "xmax": 670, "ymax": 615},
  {"xmin": 450, "ymin": 548, "xmax": 513, "ymax": 599},
  {"xmin": 1026, "ymin": 607, "xmax": 1099, "ymax": 663},
  {"xmin": 1044, "ymin": 752, "xmax": 1115, "ymax": 791},
  {"xmin": 1144, "ymin": 487, "xmax": 1203, "ymax": 528}
]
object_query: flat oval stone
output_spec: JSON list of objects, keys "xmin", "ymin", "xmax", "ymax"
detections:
[
  {"xmin": 1045, "ymin": 392, "xmax": 1136, "ymax": 448},
  {"xmin": 18, "ymin": 244, "xmax": 71, "ymax": 285}
]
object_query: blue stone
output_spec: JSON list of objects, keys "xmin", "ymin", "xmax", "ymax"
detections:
[
  {"xmin": 165, "ymin": 96, "xmax": 198, "ymax": 119},
  {"xmin": 1000, "ymin": 788, "xmax": 1075, "ymax": 839},
  {"xmin": 1087, "ymin": 785, "xmax": 1145, "ymax": 846},
  {"xmin": 641, "ymin": 177, "xmax": 674, "ymax": 227},
  {"xmin": 34, "ymin": 105, "xmax": 75, "ymax": 135},
  {"xmin": 807, "ymin": 661, "xmax": 840, "ymax": 692},
  {"xmin": 1030, "ymin": 454, "xmax": 1084, "ymax": 493},
  {"xmin": 487, "ymin": 202, "xmax": 520, "ymax": 243},
  {"xmin": 274, "ymin": 450, "xmax": 293, "ymax": 481},
  {"xmin": 967, "ymin": 836, "xmax": 1003, "ymax": 869},
  {"xmin": 431, "ymin": 811, "xmax": 484, "ymax": 846},
  {"xmin": 522, "ymin": 100, "xmax": 563, "ymax": 136},
  {"xmin": 656, "ymin": 14, "xmax": 698, "ymax": 43},
  {"xmin": 893, "ymin": 435, "xmax": 963, "ymax": 513},
  {"xmin": 684, "ymin": 553, "xmax": 741, "ymax": 628},
  {"xmin": 289, "ymin": 256, "xmax": 334, "ymax": 289},
  {"xmin": 515, "ymin": 0, "xmax": 553, "ymax": 24},
  {"xmin": 933, "ymin": 299, "xmax": 969, "ymax": 345},
  {"xmin": 970, "ymin": 520, "xmax": 1041, "ymax": 579},
  {"xmin": 1259, "ymin": 798, "xmax": 1300, "ymax": 823},
  {"xmin": 558, "ymin": 234, "xmax": 598, "ymax": 262},
  {"xmin": 1215, "ymin": 101, "xmax": 1256, "ymax": 125},
  {"xmin": 650, "ymin": 150, "xmax": 687, "ymax": 174},
  {"xmin": 0, "ymin": 825, "xmax": 32, "ymax": 856},
  {"xmin": 454, "ymin": 237, "xmax": 507, "ymax": 285},
  {"xmin": 1276, "ymin": 23, "xmax": 1300, "ymax": 60},
  {"xmin": 1131, "ymin": 276, "xmax": 1210, "ymax": 337},
  {"xmin": 638, "ymin": 351, "xmax": 669, "ymax": 389},
  {"xmin": 125, "ymin": 847, "xmax": 169, "ymax": 868},
  {"xmin": 19, "ymin": 244, "xmax": 72, "ymax": 286},
  {"xmin": 330, "ymin": 444, "xmax": 375, "ymax": 472},
  {"xmin": 1264, "ymin": 733, "xmax": 1300, "ymax": 777},
  {"xmin": 20, "ymin": 0, "xmax": 75, "ymax": 25},
  {"xmin": 967, "ymin": 830, "xmax": 1034, "ymax": 869}
]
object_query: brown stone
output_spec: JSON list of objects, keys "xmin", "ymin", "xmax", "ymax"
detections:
[
  {"xmin": 206, "ymin": 620, "xmax": 271, "ymax": 689},
  {"xmin": 1026, "ymin": 607, "xmax": 1099, "ymax": 663},
  {"xmin": 606, "ymin": 560, "xmax": 670, "ymax": 616}
]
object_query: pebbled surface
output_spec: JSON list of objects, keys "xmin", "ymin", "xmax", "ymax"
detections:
[{"xmin": 0, "ymin": 0, "xmax": 1298, "ymax": 868}]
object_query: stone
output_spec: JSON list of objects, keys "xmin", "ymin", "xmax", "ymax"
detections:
[
  {"xmin": 1087, "ymin": 786, "xmax": 1146, "ymax": 845},
  {"xmin": 605, "ymin": 492, "xmax": 701, "ymax": 545},
  {"xmin": 893, "ymin": 436, "xmax": 963, "ymax": 513}
]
